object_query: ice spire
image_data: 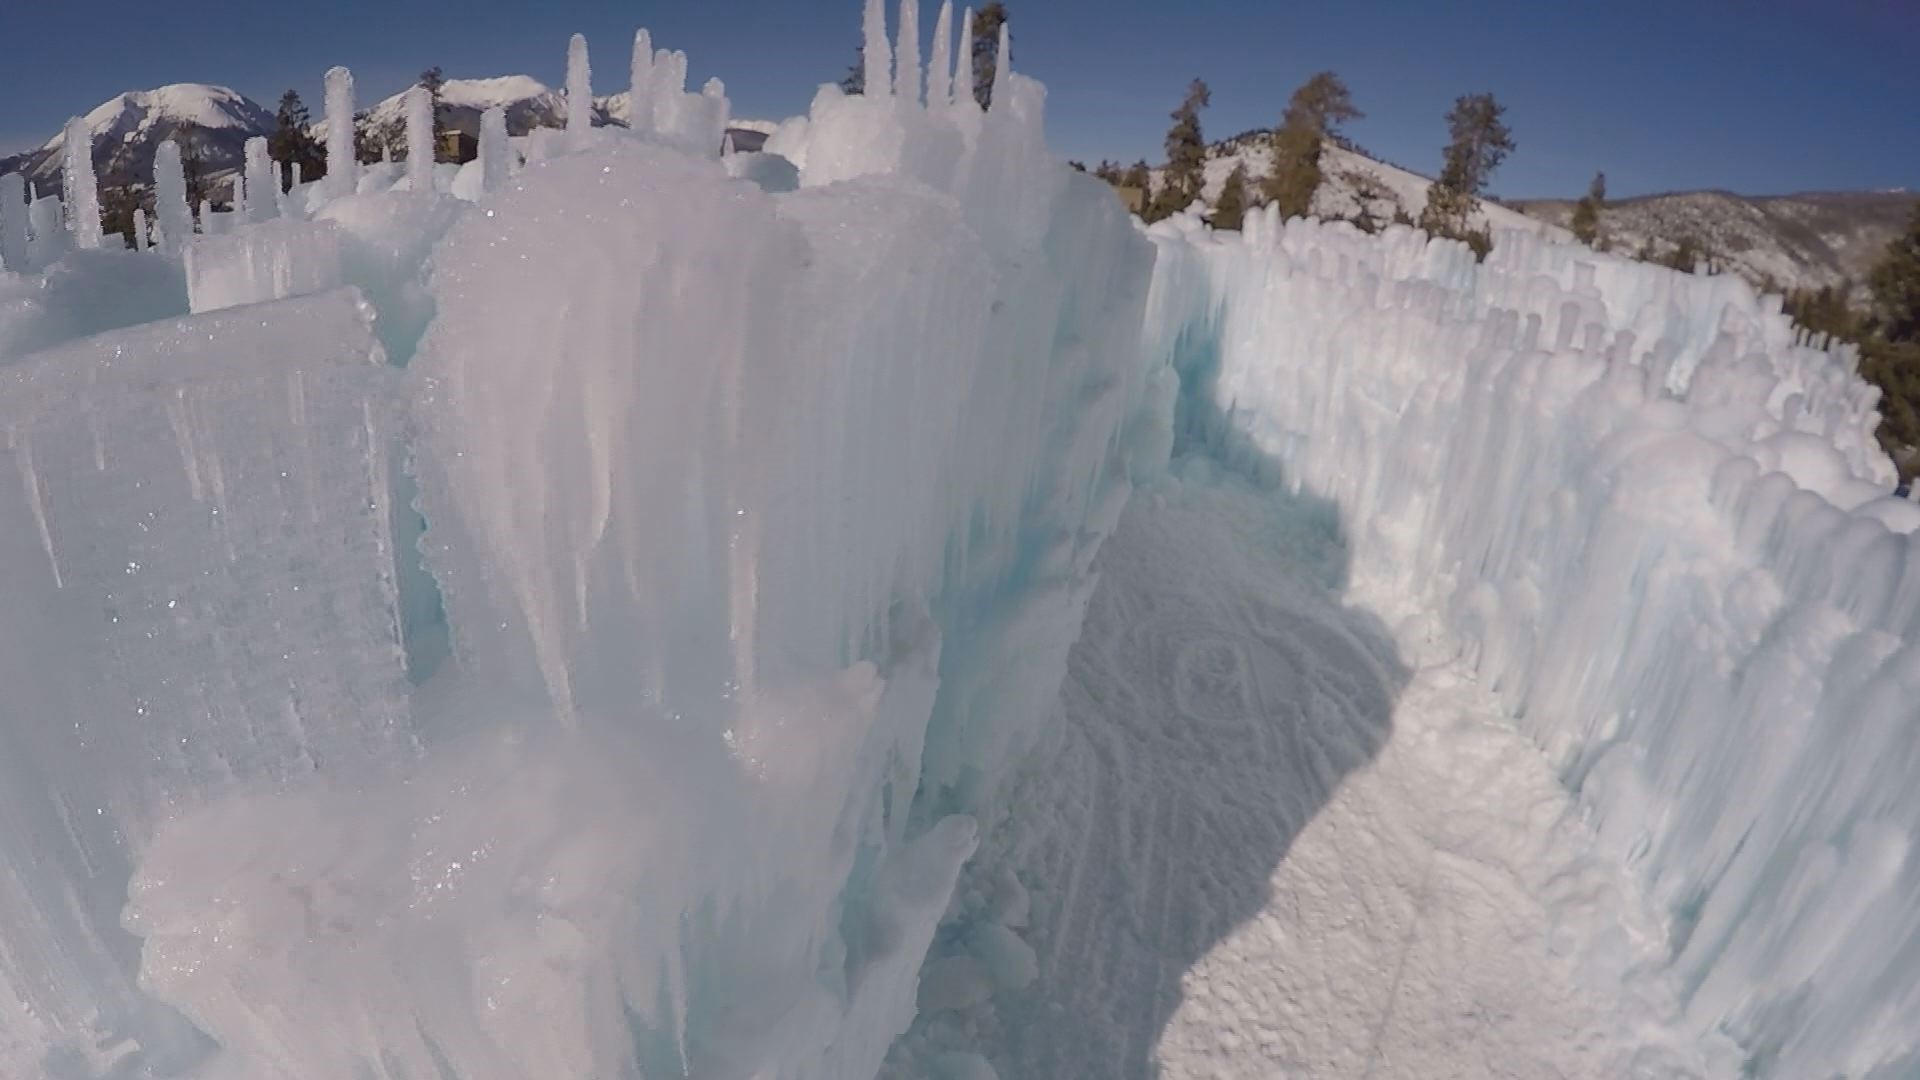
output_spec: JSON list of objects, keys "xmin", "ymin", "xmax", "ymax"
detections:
[
  {"xmin": 132, "ymin": 207, "xmax": 149, "ymax": 251},
  {"xmin": 323, "ymin": 66, "xmax": 357, "ymax": 200},
  {"xmin": 928, "ymin": 1, "xmax": 953, "ymax": 106},
  {"xmin": 862, "ymin": 0, "xmax": 892, "ymax": 99},
  {"xmin": 721, "ymin": 130, "xmax": 736, "ymax": 156},
  {"xmin": 0, "ymin": 173, "xmax": 28, "ymax": 270},
  {"xmin": 244, "ymin": 137, "xmax": 277, "ymax": 223},
  {"xmin": 405, "ymin": 85, "xmax": 434, "ymax": 192},
  {"xmin": 629, "ymin": 29, "xmax": 655, "ymax": 135},
  {"xmin": 479, "ymin": 106, "xmax": 509, "ymax": 193},
  {"xmin": 989, "ymin": 20, "xmax": 1010, "ymax": 108},
  {"xmin": 567, "ymin": 33, "xmax": 593, "ymax": 139},
  {"xmin": 895, "ymin": 0, "xmax": 922, "ymax": 105},
  {"xmin": 61, "ymin": 118, "xmax": 103, "ymax": 249},
  {"xmin": 152, "ymin": 139, "xmax": 190, "ymax": 251},
  {"xmin": 957, "ymin": 8, "xmax": 975, "ymax": 109}
]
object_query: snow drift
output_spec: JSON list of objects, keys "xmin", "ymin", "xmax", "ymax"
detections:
[{"xmin": 0, "ymin": 2, "xmax": 1914, "ymax": 1078}]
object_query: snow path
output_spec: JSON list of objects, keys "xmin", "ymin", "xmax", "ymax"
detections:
[{"xmin": 918, "ymin": 467, "xmax": 1738, "ymax": 1079}]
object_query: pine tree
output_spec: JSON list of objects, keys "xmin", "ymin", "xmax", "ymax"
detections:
[
  {"xmin": 175, "ymin": 130, "xmax": 211, "ymax": 211},
  {"xmin": 1264, "ymin": 71, "xmax": 1362, "ymax": 219},
  {"xmin": 1121, "ymin": 161, "xmax": 1150, "ymax": 190},
  {"xmin": 1869, "ymin": 202, "xmax": 1920, "ymax": 343},
  {"xmin": 269, "ymin": 90, "xmax": 326, "ymax": 191},
  {"xmin": 97, "ymin": 173, "xmax": 147, "ymax": 248},
  {"xmin": 1145, "ymin": 79, "xmax": 1210, "ymax": 222},
  {"xmin": 971, "ymin": 3, "xmax": 1009, "ymax": 109},
  {"xmin": 1418, "ymin": 92, "xmax": 1515, "ymax": 256},
  {"xmin": 1212, "ymin": 163, "xmax": 1250, "ymax": 231},
  {"xmin": 1571, "ymin": 170, "xmax": 1605, "ymax": 247},
  {"xmin": 840, "ymin": 51, "xmax": 866, "ymax": 95}
]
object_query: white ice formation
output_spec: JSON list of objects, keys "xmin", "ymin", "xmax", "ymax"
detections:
[{"xmin": 0, "ymin": 4, "xmax": 1914, "ymax": 1079}]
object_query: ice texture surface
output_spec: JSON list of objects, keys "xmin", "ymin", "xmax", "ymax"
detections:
[{"xmin": 0, "ymin": 7, "xmax": 1915, "ymax": 1079}]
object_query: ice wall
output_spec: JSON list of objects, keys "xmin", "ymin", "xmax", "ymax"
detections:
[
  {"xmin": 0, "ymin": 10, "xmax": 1162, "ymax": 1079},
  {"xmin": 1143, "ymin": 208, "xmax": 1920, "ymax": 1077}
]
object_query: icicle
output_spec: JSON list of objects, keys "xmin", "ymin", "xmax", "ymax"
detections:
[
  {"xmin": 132, "ymin": 207, "xmax": 148, "ymax": 251},
  {"xmin": 195, "ymin": 199, "xmax": 209, "ymax": 235},
  {"xmin": 989, "ymin": 20, "xmax": 1010, "ymax": 109},
  {"xmin": 230, "ymin": 169, "xmax": 246, "ymax": 221},
  {"xmin": 629, "ymin": 29, "xmax": 655, "ymax": 135},
  {"xmin": 405, "ymin": 85, "xmax": 434, "ymax": 192},
  {"xmin": 61, "ymin": 118, "xmax": 103, "ymax": 249},
  {"xmin": 957, "ymin": 8, "xmax": 975, "ymax": 109},
  {"xmin": 862, "ymin": 0, "xmax": 892, "ymax": 99},
  {"xmin": 0, "ymin": 172, "xmax": 27, "ymax": 270},
  {"xmin": 244, "ymin": 136, "xmax": 276, "ymax": 222},
  {"xmin": 323, "ymin": 66, "xmax": 357, "ymax": 200},
  {"xmin": 721, "ymin": 131, "xmax": 736, "ymax": 157},
  {"xmin": 566, "ymin": 33, "xmax": 593, "ymax": 140},
  {"xmin": 928, "ymin": 1, "xmax": 953, "ymax": 106},
  {"xmin": 292, "ymin": 161, "xmax": 303, "ymax": 189},
  {"xmin": 895, "ymin": 0, "xmax": 922, "ymax": 106},
  {"xmin": 477, "ymin": 106, "xmax": 508, "ymax": 193}
]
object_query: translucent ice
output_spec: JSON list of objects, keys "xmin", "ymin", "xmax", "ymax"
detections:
[{"xmin": 61, "ymin": 117, "xmax": 103, "ymax": 249}]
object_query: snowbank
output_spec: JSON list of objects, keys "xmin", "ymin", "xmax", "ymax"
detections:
[{"xmin": 1144, "ymin": 207, "xmax": 1919, "ymax": 1076}]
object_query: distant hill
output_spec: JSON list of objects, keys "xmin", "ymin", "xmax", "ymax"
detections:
[
  {"xmin": 1156, "ymin": 130, "xmax": 1913, "ymax": 298},
  {"xmin": 0, "ymin": 84, "xmax": 272, "ymax": 193},
  {"xmin": 1511, "ymin": 188, "xmax": 1917, "ymax": 297}
]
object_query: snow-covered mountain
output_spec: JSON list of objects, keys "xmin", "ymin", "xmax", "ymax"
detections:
[
  {"xmin": 1512, "ymin": 188, "xmax": 1917, "ymax": 295},
  {"xmin": 0, "ymin": 84, "xmax": 272, "ymax": 191},
  {"xmin": 329, "ymin": 76, "xmax": 570, "ymax": 141}
]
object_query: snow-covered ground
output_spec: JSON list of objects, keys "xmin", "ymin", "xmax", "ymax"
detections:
[{"xmin": 913, "ymin": 470, "xmax": 1737, "ymax": 1078}]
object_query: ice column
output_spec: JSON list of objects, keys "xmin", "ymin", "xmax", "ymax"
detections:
[
  {"xmin": 896, "ymin": 0, "xmax": 922, "ymax": 105},
  {"xmin": 989, "ymin": 21, "xmax": 1010, "ymax": 108},
  {"xmin": 0, "ymin": 172, "xmax": 26, "ymax": 270},
  {"xmin": 152, "ymin": 140, "xmax": 190, "ymax": 250},
  {"xmin": 479, "ymin": 106, "xmax": 509, "ymax": 193},
  {"xmin": 567, "ymin": 33, "xmax": 593, "ymax": 140},
  {"xmin": 132, "ymin": 207, "xmax": 148, "ymax": 251},
  {"xmin": 324, "ymin": 66, "xmax": 356, "ymax": 200},
  {"xmin": 244, "ymin": 136, "xmax": 277, "ymax": 223},
  {"xmin": 863, "ymin": 0, "xmax": 892, "ymax": 98},
  {"xmin": 405, "ymin": 86, "xmax": 434, "ymax": 192},
  {"xmin": 62, "ymin": 118, "xmax": 103, "ymax": 249},
  {"xmin": 928, "ymin": 1, "xmax": 954, "ymax": 106},
  {"xmin": 628, "ymin": 30, "xmax": 654, "ymax": 135},
  {"xmin": 958, "ymin": 8, "xmax": 975, "ymax": 108}
]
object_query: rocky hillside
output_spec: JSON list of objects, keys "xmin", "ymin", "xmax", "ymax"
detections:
[
  {"xmin": 0, "ymin": 85, "xmax": 272, "ymax": 192},
  {"xmin": 1512, "ymin": 189, "xmax": 1917, "ymax": 296}
]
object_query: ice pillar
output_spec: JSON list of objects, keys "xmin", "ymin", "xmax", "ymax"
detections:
[
  {"xmin": 928, "ymin": 1, "xmax": 953, "ymax": 107},
  {"xmin": 62, "ymin": 118, "xmax": 103, "ymax": 249},
  {"xmin": 629, "ymin": 29, "xmax": 655, "ymax": 135},
  {"xmin": 863, "ymin": 0, "xmax": 892, "ymax": 98},
  {"xmin": 324, "ymin": 66, "xmax": 357, "ymax": 200},
  {"xmin": 479, "ymin": 106, "xmax": 509, "ymax": 193},
  {"xmin": 896, "ymin": 0, "xmax": 922, "ymax": 105},
  {"xmin": 405, "ymin": 86, "xmax": 434, "ymax": 192},
  {"xmin": 0, "ymin": 172, "xmax": 26, "ymax": 270},
  {"xmin": 567, "ymin": 33, "xmax": 593, "ymax": 141},
  {"xmin": 244, "ymin": 136, "xmax": 277, "ymax": 223}
]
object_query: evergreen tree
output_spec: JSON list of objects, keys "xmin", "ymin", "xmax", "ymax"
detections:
[
  {"xmin": 971, "ymin": 3, "xmax": 1009, "ymax": 109},
  {"xmin": 1571, "ymin": 170, "xmax": 1605, "ymax": 247},
  {"xmin": 1869, "ymin": 202, "xmax": 1920, "ymax": 342},
  {"xmin": 1264, "ymin": 71, "xmax": 1362, "ymax": 219},
  {"xmin": 98, "ymin": 174, "xmax": 147, "ymax": 248},
  {"xmin": 840, "ymin": 51, "xmax": 865, "ymax": 95},
  {"xmin": 1121, "ymin": 161, "xmax": 1150, "ymax": 190},
  {"xmin": 1093, "ymin": 160, "xmax": 1122, "ymax": 185},
  {"xmin": 175, "ymin": 130, "xmax": 211, "ymax": 212},
  {"xmin": 1418, "ymin": 92, "xmax": 1515, "ymax": 256},
  {"xmin": 1212, "ymin": 163, "xmax": 1250, "ymax": 231},
  {"xmin": 269, "ymin": 90, "xmax": 326, "ymax": 191},
  {"xmin": 1145, "ymin": 79, "xmax": 1210, "ymax": 222}
]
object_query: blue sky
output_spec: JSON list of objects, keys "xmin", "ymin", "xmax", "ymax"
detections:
[{"xmin": 1, "ymin": 0, "xmax": 1914, "ymax": 198}]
